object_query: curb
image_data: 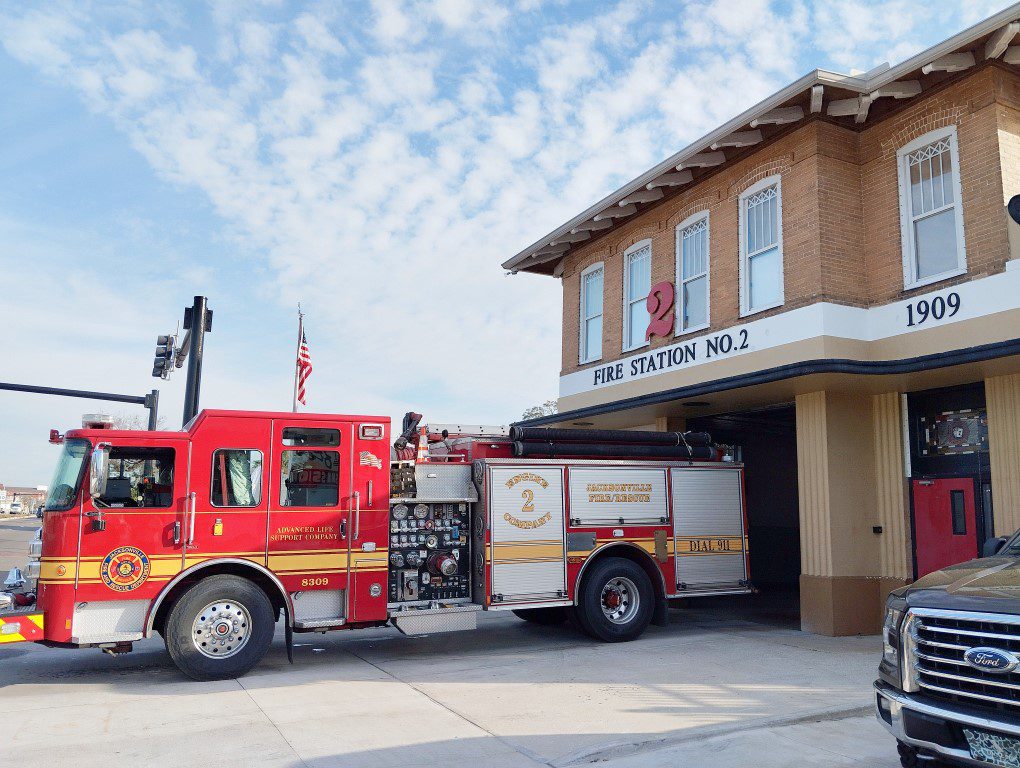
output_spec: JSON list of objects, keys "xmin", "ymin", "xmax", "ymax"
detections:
[{"xmin": 551, "ymin": 704, "xmax": 873, "ymax": 766}]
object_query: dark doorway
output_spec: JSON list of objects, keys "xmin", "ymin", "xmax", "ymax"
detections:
[{"xmin": 688, "ymin": 404, "xmax": 800, "ymax": 610}]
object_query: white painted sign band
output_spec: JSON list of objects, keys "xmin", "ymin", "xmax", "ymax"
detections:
[{"xmin": 560, "ymin": 267, "xmax": 1020, "ymax": 398}]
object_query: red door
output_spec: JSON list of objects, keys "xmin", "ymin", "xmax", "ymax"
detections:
[
  {"xmin": 913, "ymin": 477, "xmax": 977, "ymax": 578},
  {"xmin": 346, "ymin": 421, "xmax": 391, "ymax": 621},
  {"xmin": 268, "ymin": 420, "xmax": 352, "ymax": 626}
]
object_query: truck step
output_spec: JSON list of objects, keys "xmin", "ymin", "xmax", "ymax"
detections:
[{"xmin": 391, "ymin": 604, "xmax": 481, "ymax": 636}]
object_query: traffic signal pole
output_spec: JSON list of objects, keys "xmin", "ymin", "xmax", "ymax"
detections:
[
  {"xmin": 150, "ymin": 296, "xmax": 213, "ymax": 428},
  {"xmin": 181, "ymin": 295, "xmax": 211, "ymax": 427},
  {"xmin": 0, "ymin": 382, "xmax": 160, "ymax": 430}
]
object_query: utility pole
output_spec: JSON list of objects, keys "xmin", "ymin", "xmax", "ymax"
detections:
[{"xmin": 181, "ymin": 295, "xmax": 212, "ymax": 426}]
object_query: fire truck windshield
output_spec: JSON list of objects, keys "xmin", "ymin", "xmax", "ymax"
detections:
[{"xmin": 45, "ymin": 438, "xmax": 89, "ymax": 511}]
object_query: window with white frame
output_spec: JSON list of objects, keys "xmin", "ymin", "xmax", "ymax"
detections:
[
  {"xmin": 676, "ymin": 213, "xmax": 709, "ymax": 333},
  {"xmin": 623, "ymin": 240, "xmax": 652, "ymax": 351},
  {"xmin": 579, "ymin": 263, "xmax": 603, "ymax": 363},
  {"xmin": 739, "ymin": 176, "xmax": 783, "ymax": 315},
  {"xmin": 897, "ymin": 126, "xmax": 966, "ymax": 288}
]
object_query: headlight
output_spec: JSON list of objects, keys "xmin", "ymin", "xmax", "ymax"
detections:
[{"xmin": 883, "ymin": 605, "xmax": 904, "ymax": 665}]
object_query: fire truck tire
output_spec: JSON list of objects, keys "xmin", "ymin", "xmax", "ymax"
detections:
[
  {"xmin": 511, "ymin": 607, "xmax": 569, "ymax": 625},
  {"xmin": 574, "ymin": 557, "xmax": 653, "ymax": 642},
  {"xmin": 164, "ymin": 575, "xmax": 276, "ymax": 681}
]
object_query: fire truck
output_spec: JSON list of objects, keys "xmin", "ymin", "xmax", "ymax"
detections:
[{"xmin": 0, "ymin": 409, "xmax": 750, "ymax": 680}]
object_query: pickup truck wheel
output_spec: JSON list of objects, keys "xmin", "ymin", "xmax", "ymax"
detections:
[
  {"xmin": 164, "ymin": 575, "xmax": 275, "ymax": 681},
  {"xmin": 512, "ymin": 607, "xmax": 568, "ymax": 625},
  {"xmin": 575, "ymin": 557, "xmax": 653, "ymax": 642}
]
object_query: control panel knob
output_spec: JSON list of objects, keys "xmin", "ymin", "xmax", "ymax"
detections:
[
  {"xmin": 428, "ymin": 552, "xmax": 458, "ymax": 577},
  {"xmin": 389, "ymin": 552, "xmax": 405, "ymax": 567},
  {"xmin": 405, "ymin": 550, "xmax": 422, "ymax": 567}
]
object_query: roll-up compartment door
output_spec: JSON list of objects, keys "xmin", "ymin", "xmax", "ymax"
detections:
[
  {"xmin": 488, "ymin": 467, "xmax": 566, "ymax": 603},
  {"xmin": 671, "ymin": 468, "xmax": 749, "ymax": 595},
  {"xmin": 568, "ymin": 467, "xmax": 669, "ymax": 526}
]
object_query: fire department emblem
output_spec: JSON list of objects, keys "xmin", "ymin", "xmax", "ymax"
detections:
[{"xmin": 100, "ymin": 547, "xmax": 151, "ymax": 592}]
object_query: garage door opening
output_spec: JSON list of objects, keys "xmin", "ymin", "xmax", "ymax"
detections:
[{"xmin": 686, "ymin": 404, "xmax": 800, "ymax": 626}]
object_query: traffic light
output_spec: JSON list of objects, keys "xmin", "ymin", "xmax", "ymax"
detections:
[{"xmin": 152, "ymin": 334, "xmax": 176, "ymax": 379}]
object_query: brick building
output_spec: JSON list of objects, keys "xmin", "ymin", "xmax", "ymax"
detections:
[
  {"xmin": 0, "ymin": 484, "xmax": 46, "ymax": 514},
  {"xmin": 503, "ymin": 8, "xmax": 1020, "ymax": 635}
]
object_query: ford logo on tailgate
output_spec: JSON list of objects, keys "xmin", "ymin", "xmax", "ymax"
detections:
[{"xmin": 963, "ymin": 647, "xmax": 1020, "ymax": 674}]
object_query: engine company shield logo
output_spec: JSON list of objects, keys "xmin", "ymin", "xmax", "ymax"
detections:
[
  {"xmin": 100, "ymin": 546, "xmax": 151, "ymax": 592},
  {"xmin": 503, "ymin": 472, "xmax": 552, "ymax": 530},
  {"xmin": 963, "ymin": 647, "xmax": 1020, "ymax": 674}
]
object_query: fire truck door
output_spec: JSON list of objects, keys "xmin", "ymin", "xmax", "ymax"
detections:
[
  {"xmin": 345, "ymin": 421, "xmax": 390, "ymax": 622},
  {"xmin": 185, "ymin": 414, "xmax": 271, "ymax": 576},
  {"xmin": 487, "ymin": 466, "xmax": 567, "ymax": 604},
  {"xmin": 73, "ymin": 438, "xmax": 188, "ymax": 640},
  {"xmin": 268, "ymin": 421, "xmax": 352, "ymax": 627},
  {"xmin": 671, "ymin": 467, "xmax": 750, "ymax": 596}
]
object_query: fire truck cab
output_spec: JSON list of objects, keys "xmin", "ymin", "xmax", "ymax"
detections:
[{"xmin": 0, "ymin": 409, "xmax": 750, "ymax": 681}]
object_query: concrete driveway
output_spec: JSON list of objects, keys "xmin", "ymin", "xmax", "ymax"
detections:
[{"xmin": 1, "ymin": 602, "xmax": 897, "ymax": 767}]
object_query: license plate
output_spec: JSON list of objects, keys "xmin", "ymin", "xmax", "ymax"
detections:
[{"xmin": 964, "ymin": 728, "xmax": 1020, "ymax": 768}]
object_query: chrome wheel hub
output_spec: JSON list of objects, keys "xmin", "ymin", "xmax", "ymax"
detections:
[
  {"xmin": 600, "ymin": 576, "xmax": 639, "ymax": 624},
  {"xmin": 192, "ymin": 601, "xmax": 251, "ymax": 659}
]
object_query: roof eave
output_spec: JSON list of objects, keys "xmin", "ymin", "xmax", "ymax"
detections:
[{"xmin": 503, "ymin": 3, "xmax": 1020, "ymax": 275}]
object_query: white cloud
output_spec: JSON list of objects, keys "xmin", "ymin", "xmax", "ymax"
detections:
[{"xmin": 0, "ymin": 0, "xmax": 998, "ymax": 482}]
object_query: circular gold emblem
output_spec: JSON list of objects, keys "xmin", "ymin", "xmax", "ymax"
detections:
[{"xmin": 100, "ymin": 547, "xmax": 151, "ymax": 592}]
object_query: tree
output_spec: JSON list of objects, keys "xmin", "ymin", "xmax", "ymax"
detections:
[
  {"xmin": 108, "ymin": 412, "xmax": 169, "ymax": 431},
  {"xmin": 521, "ymin": 400, "xmax": 557, "ymax": 420}
]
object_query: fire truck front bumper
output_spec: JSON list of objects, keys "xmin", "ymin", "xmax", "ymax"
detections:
[{"xmin": 0, "ymin": 597, "xmax": 44, "ymax": 644}]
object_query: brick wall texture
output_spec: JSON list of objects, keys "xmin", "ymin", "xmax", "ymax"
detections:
[{"xmin": 559, "ymin": 65, "xmax": 1020, "ymax": 376}]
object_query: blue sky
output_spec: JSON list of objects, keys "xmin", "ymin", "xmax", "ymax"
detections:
[{"xmin": 0, "ymin": 0, "xmax": 1009, "ymax": 484}]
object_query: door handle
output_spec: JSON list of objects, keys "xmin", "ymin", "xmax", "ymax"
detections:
[
  {"xmin": 187, "ymin": 491, "xmax": 197, "ymax": 546},
  {"xmin": 353, "ymin": 491, "xmax": 361, "ymax": 540},
  {"xmin": 173, "ymin": 520, "xmax": 181, "ymax": 545},
  {"xmin": 340, "ymin": 520, "xmax": 347, "ymax": 539}
]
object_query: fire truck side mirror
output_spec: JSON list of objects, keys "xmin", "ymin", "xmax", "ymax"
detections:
[{"xmin": 89, "ymin": 443, "xmax": 111, "ymax": 498}]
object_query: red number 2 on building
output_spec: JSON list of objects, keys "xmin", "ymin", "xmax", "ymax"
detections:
[{"xmin": 646, "ymin": 281, "xmax": 675, "ymax": 340}]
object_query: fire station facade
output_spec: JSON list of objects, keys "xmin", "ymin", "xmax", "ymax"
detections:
[{"xmin": 504, "ymin": 10, "xmax": 1020, "ymax": 635}]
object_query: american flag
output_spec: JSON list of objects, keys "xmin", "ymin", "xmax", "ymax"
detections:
[{"xmin": 296, "ymin": 326, "xmax": 313, "ymax": 407}]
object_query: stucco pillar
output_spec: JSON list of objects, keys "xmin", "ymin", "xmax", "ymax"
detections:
[
  {"xmin": 873, "ymin": 392, "xmax": 912, "ymax": 610},
  {"xmin": 986, "ymin": 374, "xmax": 1020, "ymax": 536},
  {"xmin": 796, "ymin": 391, "xmax": 885, "ymax": 635},
  {"xmin": 655, "ymin": 416, "xmax": 686, "ymax": 432}
]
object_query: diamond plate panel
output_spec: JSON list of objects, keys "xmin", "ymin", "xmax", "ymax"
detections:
[
  {"xmin": 292, "ymin": 589, "xmax": 345, "ymax": 623},
  {"xmin": 391, "ymin": 605, "xmax": 480, "ymax": 635},
  {"xmin": 414, "ymin": 464, "xmax": 478, "ymax": 501},
  {"xmin": 71, "ymin": 599, "xmax": 148, "ymax": 643}
]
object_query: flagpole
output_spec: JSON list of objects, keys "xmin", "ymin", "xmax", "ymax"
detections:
[{"xmin": 292, "ymin": 305, "xmax": 303, "ymax": 412}]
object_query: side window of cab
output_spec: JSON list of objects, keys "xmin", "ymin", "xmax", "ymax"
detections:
[
  {"xmin": 97, "ymin": 447, "xmax": 175, "ymax": 508},
  {"xmin": 211, "ymin": 449, "xmax": 264, "ymax": 507},
  {"xmin": 279, "ymin": 428, "xmax": 341, "ymax": 508}
]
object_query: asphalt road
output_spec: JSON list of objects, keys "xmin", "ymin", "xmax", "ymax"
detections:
[{"xmin": 0, "ymin": 518, "xmax": 898, "ymax": 766}]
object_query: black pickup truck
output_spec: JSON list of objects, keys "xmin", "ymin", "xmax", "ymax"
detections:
[{"xmin": 876, "ymin": 530, "xmax": 1020, "ymax": 767}]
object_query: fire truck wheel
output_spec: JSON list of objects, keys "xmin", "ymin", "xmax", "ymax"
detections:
[
  {"xmin": 164, "ymin": 575, "xmax": 276, "ymax": 681},
  {"xmin": 511, "ymin": 607, "xmax": 569, "ymax": 625},
  {"xmin": 575, "ymin": 557, "xmax": 653, "ymax": 642}
]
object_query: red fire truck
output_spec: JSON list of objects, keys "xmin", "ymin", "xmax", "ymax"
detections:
[{"xmin": 0, "ymin": 409, "xmax": 749, "ymax": 680}]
